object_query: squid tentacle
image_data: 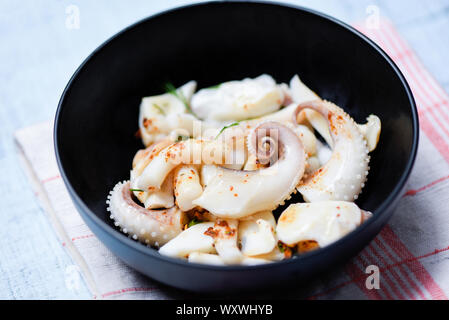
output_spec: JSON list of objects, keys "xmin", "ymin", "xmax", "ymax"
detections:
[
  {"xmin": 107, "ymin": 181, "xmax": 187, "ymax": 247},
  {"xmin": 193, "ymin": 121, "xmax": 306, "ymax": 218},
  {"xmin": 293, "ymin": 100, "xmax": 370, "ymax": 202}
]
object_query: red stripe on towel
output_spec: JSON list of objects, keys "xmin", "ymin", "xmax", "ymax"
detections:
[
  {"xmin": 345, "ymin": 257, "xmax": 383, "ymax": 299},
  {"xmin": 41, "ymin": 175, "xmax": 61, "ymax": 184},
  {"xmin": 309, "ymin": 244, "xmax": 449, "ymax": 299},
  {"xmin": 71, "ymin": 234, "xmax": 95, "ymax": 242},
  {"xmin": 366, "ymin": 244, "xmax": 407, "ymax": 299},
  {"xmin": 374, "ymin": 237, "xmax": 422, "ymax": 299},
  {"xmin": 354, "ymin": 21, "xmax": 448, "ymax": 300},
  {"xmin": 100, "ymin": 286, "xmax": 158, "ymax": 298},
  {"xmin": 375, "ymin": 24, "xmax": 449, "ymax": 164},
  {"xmin": 404, "ymin": 175, "xmax": 449, "ymax": 196},
  {"xmin": 383, "ymin": 21, "xmax": 449, "ymax": 108},
  {"xmin": 380, "ymin": 225, "xmax": 448, "ymax": 299},
  {"xmin": 419, "ymin": 113, "xmax": 449, "ymax": 164},
  {"xmin": 308, "ymin": 247, "xmax": 449, "ymax": 300}
]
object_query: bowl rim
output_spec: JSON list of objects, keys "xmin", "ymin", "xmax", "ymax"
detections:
[{"xmin": 54, "ymin": 0, "xmax": 419, "ymax": 272}]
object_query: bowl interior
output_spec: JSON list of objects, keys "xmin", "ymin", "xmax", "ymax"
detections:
[{"xmin": 56, "ymin": 2, "xmax": 416, "ymax": 252}]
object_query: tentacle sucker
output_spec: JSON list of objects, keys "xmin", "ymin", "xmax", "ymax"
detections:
[
  {"xmin": 107, "ymin": 181, "xmax": 187, "ymax": 247},
  {"xmin": 293, "ymin": 100, "xmax": 370, "ymax": 202}
]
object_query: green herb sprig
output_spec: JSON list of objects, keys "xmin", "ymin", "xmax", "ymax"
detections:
[
  {"xmin": 152, "ymin": 103, "xmax": 165, "ymax": 115},
  {"xmin": 164, "ymin": 82, "xmax": 196, "ymax": 116},
  {"xmin": 176, "ymin": 135, "xmax": 189, "ymax": 142},
  {"xmin": 278, "ymin": 242, "xmax": 286, "ymax": 253},
  {"xmin": 215, "ymin": 122, "xmax": 240, "ymax": 139},
  {"xmin": 205, "ymin": 83, "xmax": 221, "ymax": 89},
  {"xmin": 187, "ymin": 218, "xmax": 201, "ymax": 228},
  {"xmin": 130, "ymin": 188, "xmax": 144, "ymax": 192}
]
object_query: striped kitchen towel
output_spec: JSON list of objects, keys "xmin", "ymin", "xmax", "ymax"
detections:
[
  {"xmin": 14, "ymin": 19, "xmax": 449, "ymax": 299},
  {"xmin": 307, "ymin": 19, "xmax": 449, "ymax": 300}
]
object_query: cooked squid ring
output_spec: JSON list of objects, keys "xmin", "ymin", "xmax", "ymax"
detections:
[
  {"xmin": 173, "ymin": 165, "xmax": 203, "ymax": 212},
  {"xmin": 205, "ymin": 219, "xmax": 243, "ymax": 264},
  {"xmin": 276, "ymin": 201, "xmax": 372, "ymax": 249},
  {"xmin": 238, "ymin": 211, "xmax": 277, "ymax": 257}
]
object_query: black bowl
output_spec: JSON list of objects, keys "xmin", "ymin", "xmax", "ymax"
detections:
[{"xmin": 55, "ymin": 1, "xmax": 418, "ymax": 293}]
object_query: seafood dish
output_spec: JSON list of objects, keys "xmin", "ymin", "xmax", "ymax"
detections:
[{"xmin": 106, "ymin": 74, "xmax": 381, "ymax": 265}]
